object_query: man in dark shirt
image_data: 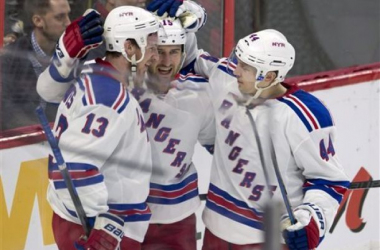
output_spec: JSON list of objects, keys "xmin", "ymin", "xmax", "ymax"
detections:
[{"xmin": 1, "ymin": 0, "xmax": 70, "ymax": 130}]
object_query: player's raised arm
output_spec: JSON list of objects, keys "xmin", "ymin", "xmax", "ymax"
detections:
[
  {"xmin": 37, "ymin": 9, "xmax": 103, "ymax": 103},
  {"xmin": 147, "ymin": 0, "xmax": 218, "ymax": 78}
]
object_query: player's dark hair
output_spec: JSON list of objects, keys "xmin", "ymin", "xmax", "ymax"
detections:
[
  {"xmin": 106, "ymin": 33, "xmax": 156, "ymax": 58},
  {"xmin": 106, "ymin": 39, "xmax": 139, "ymax": 58},
  {"xmin": 105, "ymin": 51, "xmax": 122, "ymax": 58}
]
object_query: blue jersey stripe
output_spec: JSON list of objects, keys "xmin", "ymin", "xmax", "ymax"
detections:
[
  {"xmin": 178, "ymin": 76, "xmax": 208, "ymax": 83},
  {"xmin": 48, "ymin": 158, "xmax": 99, "ymax": 172},
  {"xmin": 206, "ymin": 199, "xmax": 263, "ymax": 230},
  {"xmin": 98, "ymin": 213, "xmax": 124, "ymax": 226},
  {"xmin": 87, "ymin": 74, "xmax": 123, "ymax": 108},
  {"xmin": 64, "ymin": 205, "xmax": 96, "ymax": 226},
  {"xmin": 217, "ymin": 64, "xmax": 236, "ymax": 77},
  {"xmin": 209, "ymin": 184, "xmax": 264, "ymax": 216},
  {"xmin": 278, "ymin": 97, "xmax": 313, "ymax": 132},
  {"xmin": 304, "ymin": 185, "xmax": 343, "ymax": 203},
  {"xmin": 124, "ymin": 214, "xmax": 151, "ymax": 222},
  {"xmin": 200, "ymin": 54, "xmax": 219, "ymax": 63},
  {"xmin": 303, "ymin": 179, "xmax": 350, "ymax": 203},
  {"xmin": 150, "ymin": 173, "xmax": 198, "ymax": 191},
  {"xmin": 108, "ymin": 202, "xmax": 148, "ymax": 210},
  {"xmin": 180, "ymin": 58, "xmax": 196, "ymax": 75},
  {"xmin": 305, "ymin": 179, "xmax": 350, "ymax": 187},
  {"xmin": 292, "ymin": 90, "xmax": 333, "ymax": 129},
  {"xmin": 117, "ymin": 91, "xmax": 130, "ymax": 114},
  {"xmin": 147, "ymin": 189, "xmax": 199, "ymax": 205},
  {"xmin": 53, "ymin": 175, "xmax": 104, "ymax": 189}
]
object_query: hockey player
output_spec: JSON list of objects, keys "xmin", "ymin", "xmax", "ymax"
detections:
[
  {"xmin": 43, "ymin": 6, "xmax": 159, "ymax": 250},
  {"xmin": 133, "ymin": 18, "xmax": 215, "ymax": 250},
  {"xmin": 38, "ymin": 13, "xmax": 213, "ymax": 249},
  {"xmin": 148, "ymin": 2, "xmax": 350, "ymax": 250}
]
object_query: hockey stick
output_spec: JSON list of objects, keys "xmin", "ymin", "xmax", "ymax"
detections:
[
  {"xmin": 35, "ymin": 106, "xmax": 91, "ymax": 237},
  {"xmin": 198, "ymin": 180, "xmax": 380, "ymax": 201},
  {"xmin": 349, "ymin": 180, "xmax": 380, "ymax": 189},
  {"xmin": 245, "ymin": 107, "xmax": 296, "ymax": 225}
]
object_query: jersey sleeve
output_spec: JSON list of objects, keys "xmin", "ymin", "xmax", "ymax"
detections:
[
  {"xmin": 36, "ymin": 56, "xmax": 93, "ymax": 103},
  {"xmin": 282, "ymin": 93, "xmax": 350, "ymax": 230},
  {"xmin": 193, "ymin": 51, "xmax": 221, "ymax": 78},
  {"xmin": 182, "ymin": 32, "xmax": 220, "ymax": 79},
  {"xmin": 37, "ymin": 64, "xmax": 75, "ymax": 103},
  {"xmin": 292, "ymin": 128, "xmax": 349, "ymax": 228},
  {"xmin": 50, "ymin": 103, "xmax": 129, "ymax": 218}
]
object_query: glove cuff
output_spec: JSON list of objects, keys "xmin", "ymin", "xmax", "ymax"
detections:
[
  {"xmin": 52, "ymin": 35, "xmax": 80, "ymax": 79},
  {"xmin": 295, "ymin": 203, "xmax": 327, "ymax": 240},
  {"xmin": 94, "ymin": 212, "xmax": 125, "ymax": 240}
]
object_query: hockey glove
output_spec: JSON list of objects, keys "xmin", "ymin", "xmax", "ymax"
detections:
[
  {"xmin": 52, "ymin": 9, "xmax": 103, "ymax": 79},
  {"xmin": 147, "ymin": 0, "xmax": 206, "ymax": 32},
  {"xmin": 282, "ymin": 203, "xmax": 326, "ymax": 250},
  {"xmin": 75, "ymin": 212, "xmax": 124, "ymax": 250},
  {"xmin": 147, "ymin": 0, "xmax": 184, "ymax": 17},
  {"xmin": 175, "ymin": 0, "xmax": 207, "ymax": 32}
]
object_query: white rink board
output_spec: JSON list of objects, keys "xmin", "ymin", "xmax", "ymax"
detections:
[{"xmin": 0, "ymin": 79, "xmax": 379, "ymax": 250}]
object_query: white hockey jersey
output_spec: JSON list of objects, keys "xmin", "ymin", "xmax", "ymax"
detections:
[
  {"xmin": 192, "ymin": 56, "xmax": 350, "ymax": 244},
  {"xmin": 37, "ymin": 56, "xmax": 216, "ymax": 225},
  {"xmin": 130, "ymin": 73, "xmax": 215, "ymax": 223},
  {"xmin": 47, "ymin": 59, "xmax": 152, "ymax": 243}
]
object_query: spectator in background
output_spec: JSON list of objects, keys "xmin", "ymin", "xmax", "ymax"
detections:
[
  {"xmin": 2, "ymin": 0, "xmax": 25, "ymax": 47},
  {"xmin": 1, "ymin": 0, "xmax": 70, "ymax": 130},
  {"xmin": 3, "ymin": 19, "xmax": 25, "ymax": 47}
]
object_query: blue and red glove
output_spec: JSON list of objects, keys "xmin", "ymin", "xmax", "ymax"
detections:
[
  {"xmin": 52, "ymin": 9, "xmax": 103, "ymax": 79},
  {"xmin": 75, "ymin": 213, "xmax": 124, "ymax": 250},
  {"xmin": 282, "ymin": 203, "xmax": 326, "ymax": 250},
  {"xmin": 62, "ymin": 9, "xmax": 103, "ymax": 58},
  {"xmin": 147, "ymin": 0, "xmax": 184, "ymax": 17}
]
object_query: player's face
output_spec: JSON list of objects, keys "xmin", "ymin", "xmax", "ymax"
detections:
[
  {"xmin": 234, "ymin": 59, "xmax": 258, "ymax": 95},
  {"xmin": 39, "ymin": 0, "xmax": 71, "ymax": 43},
  {"xmin": 148, "ymin": 45, "xmax": 183, "ymax": 84},
  {"xmin": 134, "ymin": 33, "xmax": 159, "ymax": 82}
]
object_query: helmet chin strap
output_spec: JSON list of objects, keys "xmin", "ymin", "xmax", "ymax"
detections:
[
  {"xmin": 244, "ymin": 79, "xmax": 280, "ymax": 106},
  {"xmin": 122, "ymin": 48, "xmax": 146, "ymax": 88}
]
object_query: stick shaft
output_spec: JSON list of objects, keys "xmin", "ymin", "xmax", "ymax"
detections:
[{"xmin": 36, "ymin": 106, "xmax": 91, "ymax": 236}]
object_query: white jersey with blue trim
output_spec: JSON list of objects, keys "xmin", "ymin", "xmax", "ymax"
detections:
[
  {"xmin": 130, "ymin": 74, "xmax": 215, "ymax": 224},
  {"xmin": 194, "ymin": 56, "xmax": 349, "ymax": 244},
  {"xmin": 47, "ymin": 61, "xmax": 153, "ymax": 243}
]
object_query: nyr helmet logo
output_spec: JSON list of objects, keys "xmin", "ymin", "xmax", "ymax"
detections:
[
  {"xmin": 272, "ymin": 42, "xmax": 285, "ymax": 47},
  {"xmin": 249, "ymin": 34, "xmax": 259, "ymax": 41},
  {"xmin": 119, "ymin": 12, "xmax": 133, "ymax": 17}
]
